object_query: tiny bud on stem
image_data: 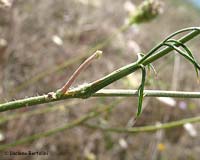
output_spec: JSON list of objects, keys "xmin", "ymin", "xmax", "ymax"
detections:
[{"xmin": 94, "ymin": 50, "xmax": 103, "ymax": 59}]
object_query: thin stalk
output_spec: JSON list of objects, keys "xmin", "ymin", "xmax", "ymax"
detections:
[
  {"xmin": 0, "ymin": 100, "xmax": 121, "ymax": 151},
  {"xmin": 0, "ymin": 101, "xmax": 79, "ymax": 125},
  {"xmin": 163, "ymin": 27, "xmax": 200, "ymax": 42},
  {"xmin": 94, "ymin": 89, "xmax": 200, "ymax": 98},
  {"xmin": 85, "ymin": 115, "xmax": 200, "ymax": 133},
  {"xmin": 1, "ymin": 89, "xmax": 200, "ymax": 112},
  {"xmin": 2, "ymin": 112, "xmax": 199, "ymax": 150}
]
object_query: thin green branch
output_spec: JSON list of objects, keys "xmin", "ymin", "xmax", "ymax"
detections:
[
  {"xmin": 0, "ymin": 100, "xmax": 121, "ymax": 151},
  {"xmin": 0, "ymin": 101, "xmax": 79, "ymax": 125},
  {"xmin": 85, "ymin": 115, "xmax": 200, "ymax": 133},
  {"xmin": 163, "ymin": 27, "xmax": 200, "ymax": 42},
  {"xmin": 2, "ymin": 112, "xmax": 199, "ymax": 150},
  {"xmin": 1, "ymin": 89, "xmax": 200, "ymax": 112},
  {"xmin": 94, "ymin": 89, "xmax": 200, "ymax": 98}
]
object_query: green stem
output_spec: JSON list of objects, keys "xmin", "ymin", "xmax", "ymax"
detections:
[
  {"xmin": 1, "ymin": 89, "xmax": 200, "ymax": 112},
  {"xmin": 0, "ymin": 100, "xmax": 121, "ymax": 151},
  {"xmin": 85, "ymin": 115, "xmax": 200, "ymax": 133},
  {"xmin": 0, "ymin": 101, "xmax": 79, "ymax": 125},
  {"xmin": 94, "ymin": 89, "xmax": 200, "ymax": 98}
]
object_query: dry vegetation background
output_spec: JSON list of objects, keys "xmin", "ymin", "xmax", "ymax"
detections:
[{"xmin": 0, "ymin": 0, "xmax": 200, "ymax": 159}]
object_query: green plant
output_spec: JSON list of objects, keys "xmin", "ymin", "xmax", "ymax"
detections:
[
  {"xmin": 0, "ymin": 27, "xmax": 200, "ymax": 116},
  {"xmin": 1, "ymin": 27, "xmax": 200, "ymax": 150}
]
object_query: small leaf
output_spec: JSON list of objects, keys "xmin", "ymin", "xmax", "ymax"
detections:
[
  {"xmin": 166, "ymin": 39, "xmax": 200, "ymax": 78},
  {"xmin": 148, "ymin": 63, "xmax": 157, "ymax": 76},
  {"xmin": 137, "ymin": 65, "xmax": 146, "ymax": 116},
  {"xmin": 163, "ymin": 42, "xmax": 200, "ymax": 78}
]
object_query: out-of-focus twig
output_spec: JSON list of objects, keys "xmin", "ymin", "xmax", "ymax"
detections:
[
  {"xmin": 0, "ymin": 101, "xmax": 79, "ymax": 125},
  {"xmin": 85, "ymin": 115, "xmax": 200, "ymax": 133},
  {"xmin": 0, "ymin": 99, "xmax": 122, "ymax": 150}
]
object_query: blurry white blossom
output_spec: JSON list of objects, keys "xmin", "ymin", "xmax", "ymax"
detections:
[
  {"xmin": 124, "ymin": 1, "xmax": 136, "ymax": 13},
  {"xmin": 156, "ymin": 97, "xmax": 176, "ymax": 107},
  {"xmin": 0, "ymin": 38, "xmax": 7, "ymax": 47},
  {"xmin": 0, "ymin": 0, "xmax": 12, "ymax": 8},
  {"xmin": 184, "ymin": 123, "xmax": 197, "ymax": 137},
  {"xmin": 52, "ymin": 35, "xmax": 63, "ymax": 46},
  {"xmin": 0, "ymin": 132, "xmax": 5, "ymax": 141},
  {"xmin": 119, "ymin": 138, "xmax": 128, "ymax": 149}
]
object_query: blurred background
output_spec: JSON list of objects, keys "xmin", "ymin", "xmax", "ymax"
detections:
[{"xmin": 0, "ymin": 0, "xmax": 200, "ymax": 159}]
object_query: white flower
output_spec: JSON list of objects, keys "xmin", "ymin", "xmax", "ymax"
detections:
[
  {"xmin": 184, "ymin": 123, "xmax": 197, "ymax": 137},
  {"xmin": 0, "ymin": 0, "xmax": 12, "ymax": 8},
  {"xmin": 124, "ymin": 1, "xmax": 136, "ymax": 13},
  {"xmin": 156, "ymin": 97, "xmax": 176, "ymax": 107},
  {"xmin": 52, "ymin": 35, "xmax": 63, "ymax": 46},
  {"xmin": 0, "ymin": 132, "xmax": 5, "ymax": 141},
  {"xmin": 119, "ymin": 138, "xmax": 128, "ymax": 149},
  {"xmin": 0, "ymin": 38, "xmax": 7, "ymax": 47}
]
